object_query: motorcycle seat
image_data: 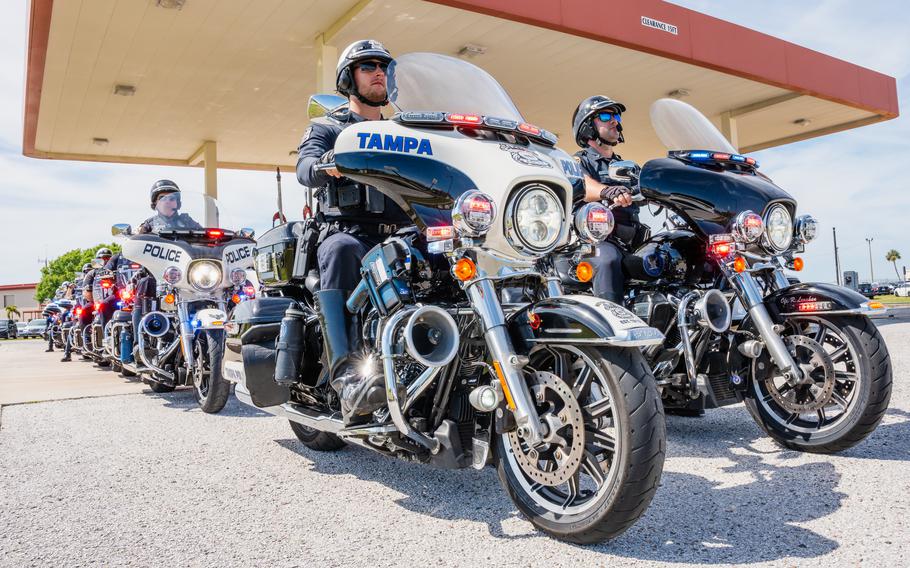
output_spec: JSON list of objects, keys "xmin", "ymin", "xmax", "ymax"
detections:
[{"xmin": 111, "ymin": 310, "xmax": 133, "ymax": 323}]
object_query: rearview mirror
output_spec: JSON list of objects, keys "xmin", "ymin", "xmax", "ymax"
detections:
[
  {"xmin": 607, "ymin": 160, "xmax": 641, "ymax": 182},
  {"xmin": 238, "ymin": 227, "xmax": 255, "ymax": 239},
  {"xmin": 307, "ymin": 94, "xmax": 348, "ymax": 120},
  {"xmin": 111, "ymin": 223, "xmax": 132, "ymax": 236}
]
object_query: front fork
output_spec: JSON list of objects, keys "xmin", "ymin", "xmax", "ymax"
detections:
[
  {"xmin": 176, "ymin": 300, "xmax": 227, "ymax": 370},
  {"xmin": 467, "ymin": 279, "xmax": 545, "ymax": 445},
  {"xmin": 726, "ymin": 268, "xmax": 803, "ymax": 383}
]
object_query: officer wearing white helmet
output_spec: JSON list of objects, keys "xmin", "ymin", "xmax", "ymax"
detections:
[{"xmin": 294, "ymin": 39, "xmax": 410, "ymax": 424}]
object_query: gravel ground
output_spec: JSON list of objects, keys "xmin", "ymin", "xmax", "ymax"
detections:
[{"xmin": 1, "ymin": 323, "xmax": 908, "ymax": 567}]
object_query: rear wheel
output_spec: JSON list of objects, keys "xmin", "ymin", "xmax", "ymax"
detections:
[
  {"xmin": 744, "ymin": 315, "xmax": 891, "ymax": 453},
  {"xmin": 494, "ymin": 345, "xmax": 665, "ymax": 544},
  {"xmin": 289, "ymin": 421, "xmax": 346, "ymax": 451},
  {"xmin": 192, "ymin": 329, "xmax": 231, "ymax": 414}
]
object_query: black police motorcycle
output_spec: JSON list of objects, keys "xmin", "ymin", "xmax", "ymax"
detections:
[
  {"xmin": 225, "ymin": 53, "xmax": 667, "ymax": 543},
  {"xmin": 572, "ymin": 98, "xmax": 891, "ymax": 453}
]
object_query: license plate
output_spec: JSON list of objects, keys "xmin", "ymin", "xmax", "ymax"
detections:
[{"xmin": 223, "ymin": 361, "xmax": 246, "ymax": 384}]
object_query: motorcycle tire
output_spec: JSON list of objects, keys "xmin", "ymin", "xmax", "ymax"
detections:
[
  {"xmin": 744, "ymin": 314, "xmax": 892, "ymax": 453},
  {"xmin": 494, "ymin": 345, "xmax": 665, "ymax": 544},
  {"xmin": 111, "ymin": 360, "xmax": 122, "ymax": 372},
  {"xmin": 193, "ymin": 329, "xmax": 231, "ymax": 414},
  {"xmin": 289, "ymin": 421, "xmax": 346, "ymax": 452}
]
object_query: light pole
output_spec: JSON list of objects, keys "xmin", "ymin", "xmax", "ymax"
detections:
[
  {"xmin": 865, "ymin": 237, "xmax": 874, "ymax": 282},
  {"xmin": 833, "ymin": 227, "xmax": 842, "ymax": 285}
]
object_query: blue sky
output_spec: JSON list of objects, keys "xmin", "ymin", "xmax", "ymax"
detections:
[{"xmin": 1, "ymin": 0, "xmax": 908, "ymax": 286}]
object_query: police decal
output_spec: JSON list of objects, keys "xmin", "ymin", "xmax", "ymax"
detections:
[
  {"xmin": 142, "ymin": 243, "xmax": 182, "ymax": 262},
  {"xmin": 356, "ymin": 132, "xmax": 433, "ymax": 155}
]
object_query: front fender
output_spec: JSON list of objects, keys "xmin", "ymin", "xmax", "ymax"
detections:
[
  {"xmin": 507, "ymin": 294, "xmax": 664, "ymax": 351},
  {"xmin": 765, "ymin": 282, "xmax": 885, "ymax": 318}
]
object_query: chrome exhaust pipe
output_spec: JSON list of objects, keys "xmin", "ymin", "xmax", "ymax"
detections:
[{"xmin": 136, "ymin": 327, "xmax": 180, "ymax": 380}]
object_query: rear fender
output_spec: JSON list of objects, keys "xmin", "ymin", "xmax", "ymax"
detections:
[{"xmin": 507, "ymin": 294, "xmax": 664, "ymax": 352}]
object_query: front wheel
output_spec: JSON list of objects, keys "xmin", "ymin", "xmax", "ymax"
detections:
[
  {"xmin": 744, "ymin": 314, "xmax": 892, "ymax": 453},
  {"xmin": 494, "ymin": 345, "xmax": 665, "ymax": 544},
  {"xmin": 192, "ymin": 329, "xmax": 231, "ymax": 414}
]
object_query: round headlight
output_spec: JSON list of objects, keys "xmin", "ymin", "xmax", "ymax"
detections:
[
  {"xmin": 229, "ymin": 268, "xmax": 247, "ymax": 286},
  {"xmin": 453, "ymin": 190, "xmax": 495, "ymax": 236},
  {"xmin": 509, "ymin": 185, "xmax": 564, "ymax": 253},
  {"xmin": 795, "ymin": 214, "xmax": 818, "ymax": 244},
  {"xmin": 189, "ymin": 261, "xmax": 222, "ymax": 291},
  {"xmin": 574, "ymin": 202, "xmax": 614, "ymax": 243},
  {"xmin": 732, "ymin": 211, "xmax": 764, "ymax": 243},
  {"xmin": 163, "ymin": 266, "xmax": 182, "ymax": 285},
  {"xmin": 764, "ymin": 205, "xmax": 793, "ymax": 251}
]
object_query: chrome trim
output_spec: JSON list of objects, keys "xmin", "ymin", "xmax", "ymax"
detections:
[
  {"xmin": 467, "ymin": 278, "xmax": 544, "ymax": 445},
  {"xmin": 677, "ymin": 292, "xmax": 700, "ymax": 387},
  {"xmin": 136, "ymin": 328, "xmax": 180, "ymax": 380},
  {"xmin": 779, "ymin": 305, "xmax": 887, "ymax": 317},
  {"xmin": 402, "ymin": 365, "xmax": 444, "ymax": 413},
  {"xmin": 503, "ymin": 184, "xmax": 567, "ymax": 257},
  {"xmin": 452, "ymin": 189, "xmax": 495, "ymax": 237},
  {"xmin": 234, "ymin": 383, "xmax": 345, "ymax": 434},
  {"xmin": 728, "ymin": 270, "xmax": 801, "ymax": 381},
  {"xmin": 732, "ymin": 210, "xmax": 763, "ymax": 243},
  {"xmin": 380, "ymin": 307, "xmax": 440, "ymax": 453}
]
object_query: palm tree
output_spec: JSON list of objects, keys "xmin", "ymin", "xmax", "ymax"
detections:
[
  {"xmin": 886, "ymin": 249, "xmax": 902, "ymax": 280},
  {"xmin": 5, "ymin": 305, "xmax": 21, "ymax": 321}
]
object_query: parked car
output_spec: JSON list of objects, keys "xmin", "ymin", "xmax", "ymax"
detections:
[
  {"xmin": 893, "ymin": 282, "xmax": 910, "ymax": 297},
  {"xmin": 858, "ymin": 283, "xmax": 875, "ymax": 298},
  {"xmin": 23, "ymin": 319, "xmax": 48, "ymax": 338},
  {"xmin": 16, "ymin": 322, "xmax": 27, "ymax": 336},
  {"xmin": 873, "ymin": 284, "xmax": 894, "ymax": 296},
  {"xmin": 0, "ymin": 319, "xmax": 18, "ymax": 339}
]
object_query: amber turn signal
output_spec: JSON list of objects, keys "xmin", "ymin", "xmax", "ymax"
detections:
[
  {"xmin": 164, "ymin": 293, "xmax": 175, "ymax": 304},
  {"xmin": 453, "ymin": 257, "xmax": 477, "ymax": 281},
  {"xmin": 791, "ymin": 257, "xmax": 804, "ymax": 271},
  {"xmin": 576, "ymin": 261, "xmax": 594, "ymax": 283},
  {"xmin": 868, "ymin": 301, "xmax": 885, "ymax": 310},
  {"xmin": 231, "ymin": 294, "xmax": 242, "ymax": 304},
  {"xmin": 733, "ymin": 257, "xmax": 747, "ymax": 273}
]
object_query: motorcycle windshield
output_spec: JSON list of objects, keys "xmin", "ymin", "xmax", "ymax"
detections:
[
  {"xmin": 387, "ymin": 52, "xmax": 525, "ymax": 121},
  {"xmin": 649, "ymin": 98, "xmax": 736, "ymax": 154}
]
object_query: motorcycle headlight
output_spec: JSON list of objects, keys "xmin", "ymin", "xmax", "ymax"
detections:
[
  {"xmin": 732, "ymin": 211, "xmax": 764, "ymax": 243},
  {"xmin": 163, "ymin": 266, "xmax": 182, "ymax": 285},
  {"xmin": 795, "ymin": 214, "xmax": 818, "ymax": 244},
  {"xmin": 763, "ymin": 204, "xmax": 793, "ymax": 252},
  {"xmin": 574, "ymin": 202, "xmax": 614, "ymax": 243},
  {"xmin": 229, "ymin": 268, "xmax": 247, "ymax": 286},
  {"xmin": 452, "ymin": 190, "xmax": 495, "ymax": 236},
  {"xmin": 188, "ymin": 261, "xmax": 222, "ymax": 291},
  {"xmin": 507, "ymin": 184, "xmax": 565, "ymax": 254}
]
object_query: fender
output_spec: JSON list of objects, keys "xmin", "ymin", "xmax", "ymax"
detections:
[
  {"xmin": 507, "ymin": 294, "xmax": 664, "ymax": 351},
  {"xmin": 765, "ymin": 282, "xmax": 885, "ymax": 318}
]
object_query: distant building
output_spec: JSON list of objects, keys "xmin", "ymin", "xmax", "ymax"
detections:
[{"xmin": 0, "ymin": 283, "xmax": 41, "ymax": 321}]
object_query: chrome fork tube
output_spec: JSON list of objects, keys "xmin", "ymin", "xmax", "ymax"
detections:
[
  {"xmin": 467, "ymin": 278, "xmax": 544, "ymax": 445},
  {"xmin": 177, "ymin": 302, "xmax": 195, "ymax": 369},
  {"xmin": 729, "ymin": 270, "xmax": 801, "ymax": 381},
  {"xmin": 544, "ymin": 276, "xmax": 564, "ymax": 298}
]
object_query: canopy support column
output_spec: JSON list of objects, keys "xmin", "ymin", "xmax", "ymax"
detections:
[{"xmin": 189, "ymin": 140, "xmax": 219, "ymax": 227}]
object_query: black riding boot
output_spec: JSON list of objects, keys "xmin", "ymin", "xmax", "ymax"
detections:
[{"xmin": 315, "ymin": 289, "xmax": 385, "ymax": 424}]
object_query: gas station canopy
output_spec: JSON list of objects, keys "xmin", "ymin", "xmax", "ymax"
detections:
[{"xmin": 24, "ymin": 0, "xmax": 899, "ymax": 173}]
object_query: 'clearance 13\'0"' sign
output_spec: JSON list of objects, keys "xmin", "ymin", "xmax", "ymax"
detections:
[{"xmin": 641, "ymin": 16, "xmax": 678, "ymax": 35}]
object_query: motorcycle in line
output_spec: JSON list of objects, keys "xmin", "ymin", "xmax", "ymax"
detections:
[
  {"xmin": 562, "ymin": 98, "xmax": 891, "ymax": 453},
  {"xmin": 113, "ymin": 192, "xmax": 256, "ymax": 413},
  {"xmin": 224, "ymin": 53, "xmax": 667, "ymax": 543}
]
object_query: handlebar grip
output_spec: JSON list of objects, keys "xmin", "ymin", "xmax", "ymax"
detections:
[{"xmin": 313, "ymin": 162, "xmax": 337, "ymax": 172}]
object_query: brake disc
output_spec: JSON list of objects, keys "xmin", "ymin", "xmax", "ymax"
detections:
[
  {"xmin": 765, "ymin": 334, "xmax": 835, "ymax": 413},
  {"xmin": 507, "ymin": 371, "xmax": 585, "ymax": 487}
]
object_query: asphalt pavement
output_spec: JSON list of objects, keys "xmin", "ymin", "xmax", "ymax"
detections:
[{"xmin": 1, "ymin": 325, "xmax": 908, "ymax": 567}]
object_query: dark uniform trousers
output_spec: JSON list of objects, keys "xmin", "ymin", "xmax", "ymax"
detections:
[
  {"xmin": 318, "ymin": 232, "xmax": 378, "ymax": 291},
  {"xmin": 574, "ymin": 146, "xmax": 641, "ymax": 304}
]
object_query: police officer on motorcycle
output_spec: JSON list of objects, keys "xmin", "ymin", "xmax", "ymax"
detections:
[
  {"xmin": 571, "ymin": 95, "xmax": 644, "ymax": 304},
  {"xmin": 295, "ymin": 39, "xmax": 411, "ymax": 424},
  {"xmin": 138, "ymin": 180, "xmax": 203, "ymax": 234},
  {"xmin": 61, "ymin": 262, "xmax": 95, "ymax": 362}
]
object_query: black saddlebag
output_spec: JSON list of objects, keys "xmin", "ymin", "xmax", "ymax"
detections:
[{"xmin": 226, "ymin": 297, "xmax": 297, "ymax": 407}]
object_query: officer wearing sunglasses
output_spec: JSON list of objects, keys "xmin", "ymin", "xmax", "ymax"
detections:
[{"xmin": 570, "ymin": 95, "xmax": 646, "ymax": 303}]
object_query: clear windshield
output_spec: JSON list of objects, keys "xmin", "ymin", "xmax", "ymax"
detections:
[
  {"xmin": 649, "ymin": 98, "xmax": 736, "ymax": 154},
  {"xmin": 387, "ymin": 52, "xmax": 525, "ymax": 121},
  {"xmin": 146, "ymin": 191, "xmax": 220, "ymax": 232}
]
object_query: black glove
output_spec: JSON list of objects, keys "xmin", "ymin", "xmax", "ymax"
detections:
[
  {"xmin": 318, "ymin": 149, "xmax": 334, "ymax": 165},
  {"xmin": 599, "ymin": 185, "xmax": 631, "ymax": 206}
]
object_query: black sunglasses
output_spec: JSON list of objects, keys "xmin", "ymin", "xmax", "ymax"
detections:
[
  {"xmin": 597, "ymin": 112, "xmax": 622, "ymax": 123},
  {"xmin": 357, "ymin": 61, "xmax": 389, "ymax": 73}
]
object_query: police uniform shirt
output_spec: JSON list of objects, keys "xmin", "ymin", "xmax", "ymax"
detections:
[
  {"xmin": 574, "ymin": 146, "xmax": 639, "ymax": 226},
  {"xmin": 138, "ymin": 212, "xmax": 204, "ymax": 234},
  {"xmin": 296, "ymin": 110, "xmax": 409, "ymax": 225}
]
